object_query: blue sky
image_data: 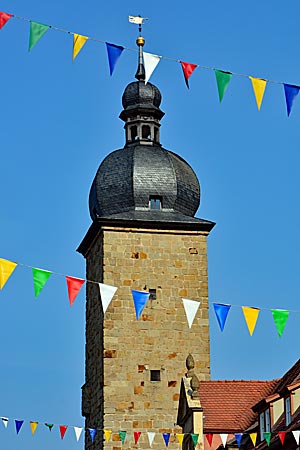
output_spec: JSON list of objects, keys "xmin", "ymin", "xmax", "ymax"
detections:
[{"xmin": 0, "ymin": 0, "xmax": 300, "ymax": 448}]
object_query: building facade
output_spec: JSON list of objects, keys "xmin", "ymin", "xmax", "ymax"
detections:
[{"xmin": 78, "ymin": 36, "xmax": 214, "ymax": 450}]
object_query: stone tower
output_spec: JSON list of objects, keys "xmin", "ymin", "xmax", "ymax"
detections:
[{"xmin": 77, "ymin": 35, "xmax": 215, "ymax": 450}]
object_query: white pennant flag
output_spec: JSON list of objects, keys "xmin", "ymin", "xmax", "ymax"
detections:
[
  {"xmin": 99, "ymin": 283, "xmax": 118, "ymax": 314},
  {"xmin": 74, "ymin": 427, "xmax": 83, "ymax": 442},
  {"xmin": 147, "ymin": 432, "xmax": 156, "ymax": 447},
  {"xmin": 182, "ymin": 298, "xmax": 201, "ymax": 328},
  {"xmin": 143, "ymin": 52, "xmax": 161, "ymax": 84},
  {"xmin": 292, "ymin": 431, "xmax": 300, "ymax": 444},
  {"xmin": 1, "ymin": 417, "xmax": 8, "ymax": 428},
  {"xmin": 220, "ymin": 434, "xmax": 228, "ymax": 447}
]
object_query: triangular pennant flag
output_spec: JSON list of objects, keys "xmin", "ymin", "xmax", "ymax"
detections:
[
  {"xmin": 263, "ymin": 432, "xmax": 271, "ymax": 446},
  {"xmin": 235, "ymin": 433, "xmax": 243, "ymax": 447},
  {"xmin": 119, "ymin": 430, "xmax": 127, "ymax": 444},
  {"xmin": 66, "ymin": 276, "xmax": 85, "ymax": 306},
  {"xmin": 1, "ymin": 417, "xmax": 8, "ymax": 428},
  {"xmin": 0, "ymin": 258, "xmax": 17, "ymax": 289},
  {"xmin": 180, "ymin": 61, "xmax": 197, "ymax": 88},
  {"xmin": 182, "ymin": 298, "xmax": 200, "ymax": 328},
  {"xmin": 213, "ymin": 303, "xmax": 231, "ymax": 331},
  {"xmin": 45, "ymin": 423, "xmax": 54, "ymax": 431},
  {"xmin": 292, "ymin": 431, "xmax": 300, "ymax": 444},
  {"xmin": 131, "ymin": 290, "xmax": 150, "ymax": 319},
  {"xmin": 74, "ymin": 427, "xmax": 83, "ymax": 442},
  {"xmin": 214, "ymin": 70, "xmax": 232, "ymax": 102},
  {"xmin": 271, "ymin": 309, "xmax": 289, "ymax": 337},
  {"xmin": 242, "ymin": 306, "xmax": 260, "ymax": 336},
  {"xmin": 143, "ymin": 52, "xmax": 161, "ymax": 84},
  {"xmin": 176, "ymin": 433, "xmax": 185, "ymax": 446},
  {"xmin": 30, "ymin": 421, "xmax": 38, "ymax": 435},
  {"xmin": 163, "ymin": 432, "xmax": 170, "ymax": 447},
  {"xmin": 72, "ymin": 34, "xmax": 88, "ymax": 62},
  {"xmin": 220, "ymin": 433, "xmax": 228, "ymax": 447},
  {"xmin": 249, "ymin": 77, "xmax": 267, "ymax": 110},
  {"xmin": 60, "ymin": 425, "xmax": 68, "ymax": 439},
  {"xmin": 29, "ymin": 22, "xmax": 49, "ymax": 51},
  {"xmin": 206, "ymin": 434, "xmax": 214, "ymax": 446},
  {"xmin": 147, "ymin": 431, "xmax": 156, "ymax": 447},
  {"xmin": 191, "ymin": 434, "xmax": 199, "ymax": 446},
  {"xmin": 99, "ymin": 283, "xmax": 117, "ymax": 314},
  {"xmin": 89, "ymin": 428, "xmax": 97, "ymax": 443},
  {"xmin": 249, "ymin": 433, "xmax": 257, "ymax": 446},
  {"xmin": 15, "ymin": 420, "xmax": 24, "ymax": 435},
  {"xmin": 105, "ymin": 43, "xmax": 124, "ymax": 76},
  {"xmin": 32, "ymin": 267, "xmax": 52, "ymax": 297},
  {"xmin": 134, "ymin": 431, "xmax": 141, "ymax": 444},
  {"xmin": 278, "ymin": 432, "xmax": 286, "ymax": 445},
  {"xmin": 283, "ymin": 84, "xmax": 300, "ymax": 117},
  {"xmin": 0, "ymin": 12, "xmax": 12, "ymax": 29},
  {"xmin": 104, "ymin": 429, "xmax": 112, "ymax": 442}
]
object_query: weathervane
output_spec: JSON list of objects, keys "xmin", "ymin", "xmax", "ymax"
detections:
[{"xmin": 128, "ymin": 15, "xmax": 149, "ymax": 35}]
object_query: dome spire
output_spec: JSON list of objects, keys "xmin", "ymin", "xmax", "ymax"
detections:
[{"xmin": 135, "ymin": 34, "xmax": 145, "ymax": 81}]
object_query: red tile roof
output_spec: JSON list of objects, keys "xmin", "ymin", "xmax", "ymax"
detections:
[{"xmin": 199, "ymin": 380, "xmax": 278, "ymax": 433}]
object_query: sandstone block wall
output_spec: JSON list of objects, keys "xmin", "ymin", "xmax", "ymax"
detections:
[{"xmin": 83, "ymin": 225, "xmax": 211, "ymax": 450}]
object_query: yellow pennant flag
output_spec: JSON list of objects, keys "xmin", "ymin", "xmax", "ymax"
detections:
[
  {"xmin": 250, "ymin": 433, "xmax": 257, "ymax": 446},
  {"xmin": 73, "ymin": 34, "xmax": 88, "ymax": 62},
  {"xmin": 176, "ymin": 434, "xmax": 185, "ymax": 446},
  {"xmin": 104, "ymin": 429, "xmax": 112, "ymax": 442},
  {"xmin": 30, "ymin": 421, "xmax": 38, "ymax": 436},
  {"xmin": 249, "ymin": 77, "xmax": 267, "ymax": 110},
  {"xmin": 0, "ymin": 258, "xmax": 17, "ymax": 289},
  {"xmin": 242, "ymin": 306, "xmax": 260, "ymax": 336}
]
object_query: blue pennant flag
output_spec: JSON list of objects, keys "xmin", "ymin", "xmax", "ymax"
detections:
[
  {"xmin": 284, "ymin": 84, "xmax": 300, "ymax": 117},
  {"xmin": 235, "ymin": 433, "xmax": 243, "ymax": 447},
  {"xmin": 163, "ymin": 432, "xmax": 170, "ymax": 447},
  {"xmin": 213, "ymin": 303, "xmax": 231, "ymax": 331},
  {"xmin": 89, "ymin": 428, "xmax": 97, "ymax": 443},
  {"xmin": 106, "ymin": 42, "xmax": 124, "ymax": 76},
  {"xmin": 15, "ymin": 420, "xmax": 24, "ymax": 435},
  {"xmin": 131, "ymin": 290, "xmax": 150, "ymax": 319}
]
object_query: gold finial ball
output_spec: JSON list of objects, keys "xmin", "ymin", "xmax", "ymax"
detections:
[{"xmin": 136, "ymin": 36, "xmax": 145, "ymax": 47}]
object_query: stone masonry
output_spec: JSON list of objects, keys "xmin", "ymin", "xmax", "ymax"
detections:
[{"xmin": 81, "ymin": 224, "xmax": 211, "ymax": 450}]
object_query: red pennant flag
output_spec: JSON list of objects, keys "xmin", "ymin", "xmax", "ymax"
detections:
[
  {"xmin": 60, "ymin": 425, "xmax": 68, "ymax": 439},
  {"xmin": 180, "ymin": 61, "xmax": 197, "ymax": 88},
  {"xmin": 0, "ymin": 12, "xmax": 12, "ymax": 29},
  {"xmin": 66, "ymin": 276, "xmax": 85, "ymax": 306},
  {"xmin": 278, "ymin": 432, "xmax": 286, "ymax": 445},
  {"xmin": 134, "ymin": 431, "xmax": 141, "ymax": 444},
  {"xmin": 205, "ymin": 434, "xmax": 213, "ymax": 446}
]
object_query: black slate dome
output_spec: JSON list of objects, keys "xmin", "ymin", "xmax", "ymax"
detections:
[
  {"xmin": 122, "ymin": 81, "xmax": 162, "ymax": 110},
  {"xmin": 89, "ymin": 144, "xmax": 200, "ymax": 221}
]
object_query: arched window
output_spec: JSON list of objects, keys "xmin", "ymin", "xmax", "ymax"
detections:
[
  {"xmin": 142, "ymin": 125, "xmax": 151, "ymax": 140},
  {"xmin": 131, "ymin": 126, "xmax": 138, "ymax": 141},
  {"xmin": 154, "ymin": 127, "xmax": 159, "ymax": 143}
]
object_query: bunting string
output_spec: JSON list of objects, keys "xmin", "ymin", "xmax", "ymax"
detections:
[
  {"xmin": 0, "ymin": 414, "xmax": 299, "ymax": 448},
  {"xmin": 1, "ymin": 11, "xmax": 300, "ymax": 115}
]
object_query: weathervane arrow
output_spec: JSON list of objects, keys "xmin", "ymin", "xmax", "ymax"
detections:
[{"xmin": 129, "ymin": 15, "xmax": 149, "ymax": 34}]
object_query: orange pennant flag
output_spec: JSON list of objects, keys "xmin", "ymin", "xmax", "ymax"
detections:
[
  {"xmin": 73, "ymin": 34, "xmax": 88, "ymax": 61},
  {"xmin": 250, "ymin": 433, "xmax": 257, "ymax": 446},
  {"xmin": 66, "ymin": 276, "xmax": 85, "ymax": 306},
  {"xmin": 0, "ymin": 258, "xmax": 17, "ymax": 289},
  {"xmin": 249, "ymin": 77, "xmax": 267, "ymax": 110},
  {"xmin": 30, "ymin": 421, "xmax": 38, "ymax": 436},
  {"xmin": 242, "ymin": 306, "xmax": 260, "ymax": 336}
]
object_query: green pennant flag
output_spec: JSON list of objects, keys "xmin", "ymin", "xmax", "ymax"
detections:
[
  {"xmin": 29, "ymin": 21, "xmax": 49, "ymax": 51},
  {"xmin": 191, "ymin": 434, "xmax": 199, "ymax": 446},
  {"xmin": 263, "ymin": 432, "xmax": 271, "ymax": 446},
  {"xmin": 32, "ymin": 267, "xmax": 52, "ymax": 297},
  {"xmin": 119, "ymin": 430, "xmax": 126, "ymax": 444},
  {"xmin": 215, "ymin": 70, "xmax": 232, "ymax": 102},
  {"xmin": 271, "ymin": 309, "xmax": 289, "ymax": 337},
  {"xmin": 45, "ymin": 423, "xmax": 54, "ymax": 431}
]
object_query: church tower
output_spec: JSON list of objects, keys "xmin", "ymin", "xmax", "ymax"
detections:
[{"xmin": 78, "ymin": 35, "xmax": 215, "ymax": 450}]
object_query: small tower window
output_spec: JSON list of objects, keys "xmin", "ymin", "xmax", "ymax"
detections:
[
  {"xmin": 131, "ymin": 126, "xmax": 138, "ymax": 141},
  {"xmin": 150, "ymin": 370, "xmax": 161, "ymax": 382},
  {"xmin": 154, "ymin": 127, "xmax": 159, "ymax": 143},
  {"xmin": 150, "ymin": 197, "xmax": 162, "ymax": 210},
  {"xmin": 142, "ymin": 125, "xmax": 151, "ymax": 140}
]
